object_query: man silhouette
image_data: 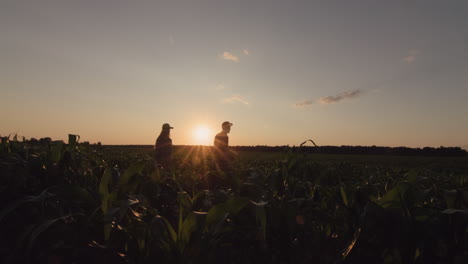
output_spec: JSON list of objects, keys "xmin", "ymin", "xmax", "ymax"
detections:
[{"xmin": 213, "ymin": 121, "xmax": 233, "ymax": 171}]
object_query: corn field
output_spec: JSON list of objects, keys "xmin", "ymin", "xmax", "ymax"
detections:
[{"xmin": 1, "ymin": 135, "xmax": 468, "ymax": 263}]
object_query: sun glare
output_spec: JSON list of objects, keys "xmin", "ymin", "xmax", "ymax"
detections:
[{"xmin": 193, "ymin": 125, "xmax": 212, "ymax": 145}]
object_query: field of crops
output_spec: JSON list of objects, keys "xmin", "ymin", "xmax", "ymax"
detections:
[{"xmin": 1, "ymin": 135, "xmax": 468, "ymax": 263}]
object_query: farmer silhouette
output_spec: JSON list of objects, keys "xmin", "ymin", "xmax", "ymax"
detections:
[
  {"xmin": 154, "ymin": 123, "xmax": 173, "ymax": 169},
  {"xmin": 213, "ymin": 121, "xmax": 233, "ymax": 171}
]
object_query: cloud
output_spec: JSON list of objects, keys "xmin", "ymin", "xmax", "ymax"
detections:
[
  {"xmin": 169, "ymin": 35, "xmax": 175, "ymax": 44},
  {"xmin": 318, "ymin": 90, "xmax": 363, "ymax": 104},
  {"xmin": 403, "ymin": 49, "xmax": 420, "ymax": 63},
  {"xmin": 220, "ymin": 51, "xmax": 239, "ymax": 62},
  {"xmin": 294, "ymin": 89, "xmax": 363, "ymax": 107},
  {"xmin": 294, "ymin": 99, "xmax": 315, "ymax": 108},
  {"xmin": 222, "ymin": 95, "xmax": 249, "ymax": 105},
  {"xmin": 215, "ymin": 83, "xmax": 226, "ymax": 90},
  {"xmin": 243, "ymin": 49, "xmax": 250, "ymax": 55}
]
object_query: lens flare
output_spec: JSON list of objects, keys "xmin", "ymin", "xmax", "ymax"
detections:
[{"xmin": 193, "ymin": 125, "xmax": 212, "ymax": 145}]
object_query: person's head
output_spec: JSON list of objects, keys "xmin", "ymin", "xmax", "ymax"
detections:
[
  {"xmin": 221, "ymin": 121, "xmax": 233, "ymax": 133},
  {"xmin": 161, "ymin": 123, "xmax": 173, "ymax": 136}
]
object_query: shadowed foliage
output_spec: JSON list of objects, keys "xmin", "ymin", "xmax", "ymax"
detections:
[{"xmin": 1, "ymin": 135, "xmax": 468, "ymax": 263}]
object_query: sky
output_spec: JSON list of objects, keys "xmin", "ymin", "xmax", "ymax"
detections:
[{"xmin": 1, "ymin": 0, "xmax": 468, "ymax": 148}]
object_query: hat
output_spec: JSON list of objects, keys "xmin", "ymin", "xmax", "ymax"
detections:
[
  {"xmin": 162, "ymin": 123, "xmax": 173, "ymax": 129},
  {"xmin": 222, "ymin": 121, "xmax": 233, "ymax": 128}
]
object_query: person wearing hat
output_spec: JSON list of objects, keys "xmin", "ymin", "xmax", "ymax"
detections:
[
  {"xmin": 154, "ymin": 123, "xmax": 173, "ymax": 169},
  {"xmin": 213, "ymin": 121, "xmax": 233, "ymax": 171}
]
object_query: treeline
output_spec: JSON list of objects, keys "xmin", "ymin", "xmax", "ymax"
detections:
[
  {"xmin": 231, "ymin": 145, "xmax": 468, "ymax": 157},
  {"xmin": 24, "ymin": 137, "xmax": 102, "ymax": 147},
  {"xmin": 17, "ymin": 137, "xmax": 467, "ymax": 157}
]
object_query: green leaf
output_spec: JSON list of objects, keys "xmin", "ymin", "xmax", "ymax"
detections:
[
  {"xmin": 160, "ymin": 216, "xmax": 177, "ymax": 243},
  {"xmin": 250, "ymin": 200, "xmax": 268, "ymax": 206},
  {"xmin": 250, "ymin": 200, "xmax": 268, "ymax": 239},
  {"xmin": 118, "ymin": 197, "xmax": 141, "ymax": 220},
  {"xmin": 177, "ymin": 192, "xmax": 193, "ymax": 239},
  {"xmin": 254, "ymin": 204, "xmax": 266, "ymax": 241},
  {"xmin": 179, "ymin": 212, "xmax": 205, "ymax": 247},
  {"xmin": 118, "ymin": 161, "xmax": 145, "ymax": 193},
  {"xmin": 340, "ymin": 186, "xmax": 349, "ymax": 207},
  {"xmin": 443, "ymin": 190, "xmax": 457, "ymax": 209},
  {"xmin": 54, "ymin": 184, "xmax": 95, "ymax": 207},
  {"xmin": 26, "ymin": 214, "xmax": 79, "ymax": 255},
  {"xmin": 49, "ymin": 142, "xmax": 63, "ymax": 162},
  {"xmin": 191, "ymin": 190, "xmax": 208, "ymax": 205},
  {"xmin": 104, "ymin": 223, "xmax": 112, "ymax": 242},
  {"xmin": 441, "ymin": 209, "xmax": 468, "ymax": 215},
  {"xmin": 414, "ymin": 248, "xmax": 421, "ymax": 260},
  {"xmin": 405, "ymin": 170, "xmax": 419, "ymax": 183},
  {"xmin": 0, "ymin": 197, "xmax": 39, "ymax": 223},
  {"xmin": 68, "ymin": 134, "xmax": 79, "ymax": 146},
  {"xmin": 177, "ymin": 192, "xmax": 193, "ymax": 212},
  {"xmin": 206, "ymin": 197, "xmax": 249, "ymax": 228},
  {"xmin": 0, "ymin": 189, "xmax": 52, "ymax": 223},
  {"xmin": 377, "ymin": 183, "xmax": 410, "ymax": 208},
  {"xmin": 99, "ymin": 168, "xmax": 112, "ymax": 213}
]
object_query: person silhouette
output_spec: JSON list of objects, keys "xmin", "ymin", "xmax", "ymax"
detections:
[
  {"xmin": 154, "ymin": 123, "xmax": 173, "ymax": 169},
  {"xmin": 213, "ymin": 121, "xmax": 233, "ymax": 171}
]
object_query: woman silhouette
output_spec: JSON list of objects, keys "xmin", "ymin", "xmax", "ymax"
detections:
[{"xmin": 154, "ymin": 123, "xmax": 173, "ymax": 169}]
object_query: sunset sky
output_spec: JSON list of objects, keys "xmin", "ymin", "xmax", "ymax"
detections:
[{"xmin": 1, "ymin": 0, "xmax": 467, "ymax": 148}]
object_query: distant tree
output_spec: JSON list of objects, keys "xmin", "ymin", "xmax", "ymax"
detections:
[
  {"xmin": 39, "ymin": 137, "xmax": 52, "ymax": 145},
  {"xmin": 229, "ymin": 144, "xmax": 467, "ymax": 157}
]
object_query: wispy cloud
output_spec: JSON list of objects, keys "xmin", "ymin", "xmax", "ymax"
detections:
[
  {"xmin": 220, "ymin": 51, "xmax": 239, "ymax": 62},
  {"xmin": 403, "ymin": 49, "xmax": 420, "ymax": 63},
  {"xmin": 294, "ymin": 89, "xmax": 363, "ymax": 107},
  {"xmin": 222, "ymin": 95, "xmax": 249, "ymax": 105},
  {"xmin": 318, "ymin": 90, "xmax": 363, "ymax": 104},
  {"xmin": 215, "ymin": 83, "xmax": 226, "ymax": 90},
  {"xmin": 243, "ymin": 49, "xmax": 250, "ymax": 56},
  {"xmin": 294, "ymin": 99, "xmax": 315, "ymax": 108},
  {"xmin": 169, "ymin": 35, "xmax": 175, "ymax": 44}
]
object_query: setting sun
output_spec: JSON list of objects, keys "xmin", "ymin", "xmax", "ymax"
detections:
[{"xmin": 192, "ymin": 125, "xmax": 213, "ymax": 145}]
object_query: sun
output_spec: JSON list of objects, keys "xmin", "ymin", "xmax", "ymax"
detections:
[{"xmin": 192, "ymin": 125, "xmax": 213, "ymax": 145}]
